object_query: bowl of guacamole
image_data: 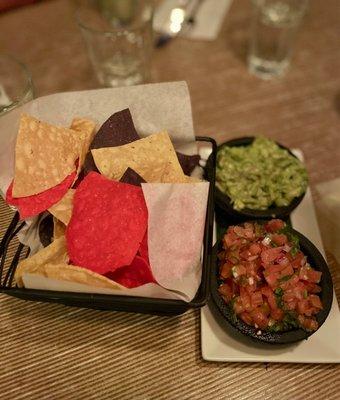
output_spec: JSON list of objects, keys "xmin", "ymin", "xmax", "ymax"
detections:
[{"xmin": 213, "ymin": 137, "xmax": 308, "ymax": 219}]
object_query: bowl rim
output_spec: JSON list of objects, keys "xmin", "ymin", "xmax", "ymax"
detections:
[
  {"xmin": 211, "ymin": 136, "xmax": 307, "ymax": 219},
  {"xmin": 210, "ymin": 221, "xmax": 334, "ymax": 345}
]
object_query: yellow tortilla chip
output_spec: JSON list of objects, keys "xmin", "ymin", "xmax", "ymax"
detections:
[
  {"xmin": 13, "ymin": 114, "xmax": 83, "ymax": 197},
  {"xmin": 23, "ymin": 263, "xmax": 123, "ymax": 291},
  {"xmin": 53, "ymin": 217, "xmax": 66, "ymax": 240},
  {"xmin": 91, "ymin": 132, "xmax": 186, "ymax": 183},
  {"xmin": 70, "ymin": 117, "xmax": 96, "ymax": 170},
  {"xmin": 49, "ymin": 189, "xmax": 74, "ymax": 225},
  {"xmin": 15, "ymin": 236, "xmax": 69, "ymax": 287},
  {"xmin": 15, "ymin": 236, "xmax": 122, "ymax": 291},
  {"xmin": 186, "ymin": 176, "xmax": 202, "ymax": 183}
]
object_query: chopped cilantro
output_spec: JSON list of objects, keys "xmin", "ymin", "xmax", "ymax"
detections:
[{"xmin": 278, "ymin": 275, "xmax": 292, "ymax": 282}]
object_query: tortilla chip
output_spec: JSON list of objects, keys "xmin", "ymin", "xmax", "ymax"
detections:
[
  {"xmin": 12, "ymin": 114, "xmax": 83, "ymax": 197},
  {"xmin": 24, "ymin": 263, "xmax": 123, "ymax": 291},
  {"xmin": 39, "ymin": 214, "xmax": 54, "ymax": 247},
  {"xmin": 66, "ymin": 172, "xmax": 148, "ymax": 275},
  {"xmin": 186, "ymin": 176, "xmax": 202, "ymax": 183},
  {"xmin": 92, "ymin": 131, "xmax": 186, "ymax": 183},
  {"xmin": 6, "ymin": 170, "xmax": 77, "ymax": 220},
  {"xmin": 176, "ymin": 153, "xmax": 201, "ymax": 175},
  {"xmin": 120, "ymin": 168, "xmax": 146, "ymax": 187},
  {"xmin": 105, "ymin": 255, "xmax": 156, "ymax": 288},
  {"xmin": 70, "ymin": 117, "xmax": 96, "ymax": 170},
  {"xmin": 53, "ymin": 217, "xmax": 66, "ymax": 240},
  {"xmin": 15, "ymin": 236, "xmax": 69, "ymax": 287},
  {"xmin": 83, "ymin": 109, "xmax": 139, "ymax": 175},
  {"xmin": 48, "ymin": 189, "xmax": 74, "ymax": 225},
  {"xmin": 15, "ymin": 235, "xmax": 123, "ymax": 291}
]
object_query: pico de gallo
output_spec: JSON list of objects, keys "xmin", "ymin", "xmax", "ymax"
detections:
[{"xmin": 218, "ymin": 219, "xmax": 323, "ymax": 332}]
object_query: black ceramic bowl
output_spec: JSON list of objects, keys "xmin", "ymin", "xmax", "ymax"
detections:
[
  {"xmin": 209, "ymin": 224, "xmax": 333, "ymax": 345},
  {"xmin": 208, "ymin": 137, "xmax": 307, "ymax": 220}
]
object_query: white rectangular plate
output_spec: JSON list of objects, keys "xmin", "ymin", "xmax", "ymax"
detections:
[{"xmin": 201, "ymin": 150, "xmax": 340, "ymax": 363}]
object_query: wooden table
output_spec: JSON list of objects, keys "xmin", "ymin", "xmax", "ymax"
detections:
[{"xmin": 0, "ymin": 1, "xmax": 340, "ymax": 399}]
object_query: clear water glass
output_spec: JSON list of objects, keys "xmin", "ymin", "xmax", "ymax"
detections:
[
  {"xmin": 0, "ymin": 54, "xmax": 33, "ymax": 116},
  {"xmin": 248, "ymin": 0, "xmax": 309, "ymax": 79},
  {"xmin": 76, "ymin": 0, "xmax": 154, "ymax": 87}
]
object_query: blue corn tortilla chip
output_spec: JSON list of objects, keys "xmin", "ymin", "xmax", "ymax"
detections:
[
  {"xmin": 175, "ymin": 152, "xmax": 201, "ymax": 175},
  {"xmin": 83, "ymin": 108, "xmax": 140, "ymax": 175},
  {"xmin": 38, "ymin": 214, "xmax": 54, "ymax": 247},
  {"xmin": 120, "ymin": 168, "xmax": 146, "ymax": 187}
]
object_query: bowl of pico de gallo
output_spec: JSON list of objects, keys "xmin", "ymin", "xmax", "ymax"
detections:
[{"xmin": 210, "ymin": 219, "xmax": 333, "ymax": 344}]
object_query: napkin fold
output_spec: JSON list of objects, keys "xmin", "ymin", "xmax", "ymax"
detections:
[{"xmin": 154, "ymin": 0, "xmax": 233, "ymax": 41}]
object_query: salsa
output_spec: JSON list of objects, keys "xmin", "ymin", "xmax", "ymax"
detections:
[
  {"xmin": 218, "ymin": 219, "xmax": 323, "ymax": 332},
  {"xmin": 216, "ymin": 137, "xmax": 308, "ymax": 211}
]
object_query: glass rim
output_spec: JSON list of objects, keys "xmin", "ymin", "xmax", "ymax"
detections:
[
  {"xmin": 0, "ymin": 53, "xmax": 33, "ymax": 112},
  {"xmin": 75, "ymin": 1, "xmax": 154, "ymax": 36}
]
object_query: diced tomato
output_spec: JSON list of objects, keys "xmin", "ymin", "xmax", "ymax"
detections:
[
  {"xmin": 277, "ymin": 255, "xmax": 290, "ymax": 266},
  {"xmin": 233, "ymin": 297, "xmax": 244, "ymax": 314},
  {"xmin": 260, "ymin": 301, "xmax": 271, "ymax": 316},
  {"xmin": 233, "ymin": 226, "xmax": 250, "ymax": 238},
  {"xmin": 271, "ymin": 234, "xmax": 288, "ymax": 246},
  {"xmin": 261, "ymin": 286, "xmax": 278, "ymax": 311},
  {"xmin": 297, "ymin": 299, "xmax": 314, "ymax": 317},
  {"xmin": 240, "ymin": 250, "xmax": 251, "ymax": 260},
  {"xmin": 249, "ymin": 243, "xmax": 261, "ymax": 255},
  {"xmin": 240, "ymin": 312, "xmax": 253, "ymax": 325},
  {"xmin": 240, "ymin": 287, "xmax": 252, "ymax": 311},
  {"xmin": 307, "ymin": 269, "xmax": 322, "ymax": 283},
  {"xmin": 223, "ymin": 229, "xmax": 239, "ymax": 248},
  {"xmin": 298, "ymin": 315, "xmax": 318, "ymax": 331},
  {"xmin": 270, "ymin": 308, "xmax": 284, "ymax": 321},
  {"xmin": 299, "ymin": 265, "xmax": 310, "ymax": 281},
  {"xmin": 220, "ymin": 262, "xmax": 233, "ymax": 279},
  {"xmin": 218, "ymin": 283, "xmax": 233, "ymax": 302},
  {"xmin": 283, "ymin": 289, "xmax": 295, "ymax": 303},
  {"xmin": 279, "ymin": 265, "xmax": 294, "ymax": 278},
  {"xmin": 304, "ymin": 282, "xmax": 321, "ymax": 294},
  {"xmin": 309, "ymin": 294, "xmax": 323, "ymax": 310},
  {"xmin": 251, "ymin": 291, "xmax": 263, "ymax": 308},
  {"xmin": 233, "ymin": 264, "xmax": 247, "ymax": 277},
  {"xmin": 265, "ymin": 219, "xmax": 285, "ymax": 233},
  {"xmin": 286, "ymin": 274, "xmax": 299, "ymax": 286},
  {"xmin": 264, "ymin": 272, "xmax": 279, "ymax": 287},
  {"xmin": 290, "ymin": 251, "xmax": 305, "ymax": 269},
  {"xmin": 261, "ymin": 247, "xmax": 283, "ymax": 265},
  {"xmin": 285, "ymin": 300, "xmax": 297, "ymax": 311},
  {"xmin": 251, "ymin": 308, "xmax": 269, "ymax": 329}
]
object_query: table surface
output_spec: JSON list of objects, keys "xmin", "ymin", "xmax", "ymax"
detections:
[{"xmin": 0, "ymin": 1, "xmax": 340, "ymax": 399}]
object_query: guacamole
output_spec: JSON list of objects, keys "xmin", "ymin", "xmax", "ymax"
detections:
[{"xmin": 216, "ymin": 137, "xmax": 308, "ymax": 211}]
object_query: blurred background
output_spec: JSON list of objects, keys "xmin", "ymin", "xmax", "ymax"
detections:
[{"xmin": 0, "ymin": 0, "xmax": 339, "ymax": 181}]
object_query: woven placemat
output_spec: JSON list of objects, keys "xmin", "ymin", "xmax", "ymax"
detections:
[{"xmin": 0, "ymin": 197, "xmax": 340, "ymax": 400}]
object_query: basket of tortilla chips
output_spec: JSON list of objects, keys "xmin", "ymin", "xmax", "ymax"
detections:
[{"xmin": 0, "ymin": 82, "xmax": 216, "ymax": 315}]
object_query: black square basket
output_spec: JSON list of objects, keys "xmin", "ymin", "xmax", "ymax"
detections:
[{"xmin": 0, "ymin": 136, "xmax": 216, "ymax": 316}]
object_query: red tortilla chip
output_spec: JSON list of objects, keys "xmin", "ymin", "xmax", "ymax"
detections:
[
  {"xmin": 138, "ymin": 231, "xmax": 149, "ymax": 263},
  {"xmin": 66, "ymin": 172, "xmax": 148, "ymax": 274},
  {"xmin": 105, "ymin": 255, "xmax": 156, "ymax": 288},
  {"xmin": 6, "ymin": 170, "xmax": 77, "ymax": 220}
]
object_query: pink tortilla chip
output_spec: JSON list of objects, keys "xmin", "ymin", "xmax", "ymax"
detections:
[
  {"xmin": 105, "ymin": 255, "xmax": 156, "ymax": 288},
  {"xmin": 66, "ymin": 172, "xmax": 148, "ymax": 275},
  {"xmin": 6, "ymin": 170, "xmax": 77, "ymax": 220}
]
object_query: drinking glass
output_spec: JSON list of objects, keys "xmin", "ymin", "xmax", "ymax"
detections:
[
  {"xmin": 248, "ymin": 0, "xmax": 309, "ymax": 79},
  {"xmin": 76, "ymin": 0, "xmax": 154, "ymax": 87},
  {"xmin": 0, "ymin": 54, "xmax": 34, "ymax": 116}
]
